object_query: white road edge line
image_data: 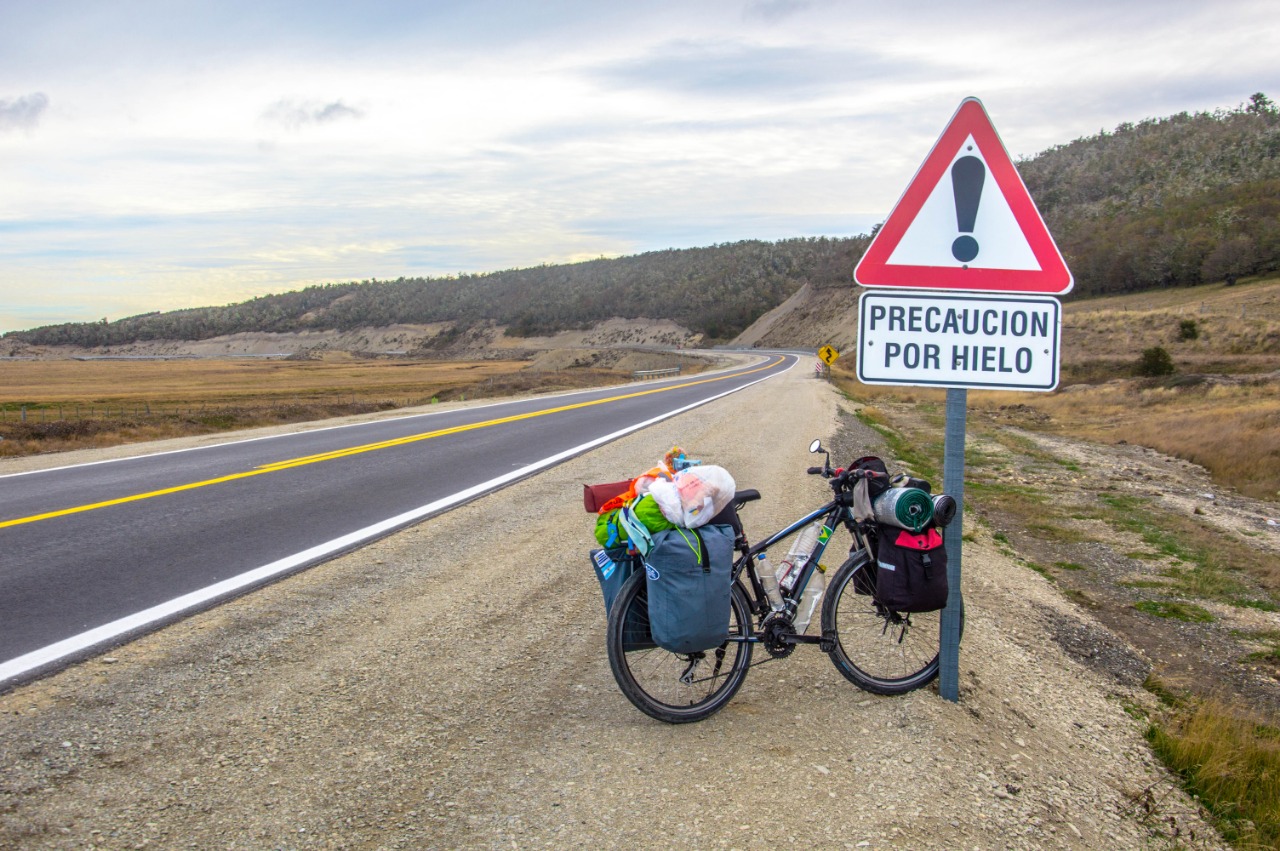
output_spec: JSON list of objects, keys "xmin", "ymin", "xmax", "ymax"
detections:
[{"xmin": 0, "ymin": 359, "xmax": 791, "ymax": 686}]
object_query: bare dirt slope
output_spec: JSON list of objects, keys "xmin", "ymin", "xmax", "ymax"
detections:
[
  {"xmin": 732, "ymin": 282, "xmax": 861, "ymax": 352},
  {"xmin": 0, "ymin": 363, "xmax": 1223, "ymax": 849},
  {"xmin": 0, "ymin": 318, "xmax": 704, "ymax": 362}
]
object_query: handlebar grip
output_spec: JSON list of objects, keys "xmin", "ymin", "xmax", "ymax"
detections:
[{"xmin": 806, "ymin": 466, "xmax": 825, "ymax": 475}]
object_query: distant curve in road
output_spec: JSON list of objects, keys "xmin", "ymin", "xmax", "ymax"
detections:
[{"xmin": 0, "ymin": 354, "xmax": 797, "ymax": 689}]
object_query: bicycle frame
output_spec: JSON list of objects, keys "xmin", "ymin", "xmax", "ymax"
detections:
[
  {"xmin": 734, "ymin": 497, "xmax": 871, "ymax": 644},
  {"xmin": 602, "ymin": 449, "xmax": 953, "ymax": 723}
]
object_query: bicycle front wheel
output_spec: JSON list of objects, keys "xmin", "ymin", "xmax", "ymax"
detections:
[
  {"xmin": 606, "ymin": 571, "xmax": 753, "ymax": 724},
  {"xmin": 822, "ymin": 551, "xmax": 961, "ymax": 695}
]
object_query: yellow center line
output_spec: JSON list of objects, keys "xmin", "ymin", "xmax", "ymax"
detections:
[{"xmin": 1, "ymin": 357, "xmax": 784, "ymax": 529}]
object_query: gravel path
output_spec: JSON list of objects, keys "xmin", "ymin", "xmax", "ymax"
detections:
[{"xmin": 0, "ymin": 364, "xmax": 1224, "ymax": 849}]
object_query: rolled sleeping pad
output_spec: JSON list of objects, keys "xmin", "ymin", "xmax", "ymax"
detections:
[
  {"xmin": 871, "ymin": 487, "xmax": 935, "ymax": 532},
  {"xmin": 931, "ymin": 493, "xmax": 957, "ymax": 528}
]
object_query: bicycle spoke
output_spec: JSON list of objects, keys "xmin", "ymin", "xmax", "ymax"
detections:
[
  {"xmin": 606, "ymin": 574, "xmax": 753, "ymax": 722},
  {"xmin": 822, "ymin": 554, "xmax": 955, "ymax": 695}
]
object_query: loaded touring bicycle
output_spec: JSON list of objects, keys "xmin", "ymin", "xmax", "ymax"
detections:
[{"xmin": 589, "ymin": 439, "xmax": 960, "ymax": 724}]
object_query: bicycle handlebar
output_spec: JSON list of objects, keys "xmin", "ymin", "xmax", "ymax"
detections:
[{"xmin": 809, "ymin": 463, "xmax": 883, "ymax": 496}]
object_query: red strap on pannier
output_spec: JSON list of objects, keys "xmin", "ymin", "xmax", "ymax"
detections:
[{"xmin": 893, "ymin": 528, "xmax": 944, "ymax": 551}]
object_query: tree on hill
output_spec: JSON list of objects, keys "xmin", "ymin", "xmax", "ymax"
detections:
[
  {"xmin": 1019, "ymin": 93, "xmax": 1280, "ymax": 297},
  {"xmin": 6, "ymin": 94, "xmax": 1279, "ymax": 347},
  {"xmin": 4, "ymin": 237, "xmax": 868, "ymax": 347}
]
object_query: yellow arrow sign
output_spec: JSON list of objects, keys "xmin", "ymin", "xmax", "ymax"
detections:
[{"xmin": 818, "ymin": 345, "xmax": 840, "ymax": 365}]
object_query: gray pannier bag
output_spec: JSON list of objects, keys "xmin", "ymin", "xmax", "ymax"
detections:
[{"xmin": 643, "ymin": 524, "xmax": 735, "ymax": 654}]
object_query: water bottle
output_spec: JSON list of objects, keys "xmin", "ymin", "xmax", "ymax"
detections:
[
  {"xmin": 793, "ymin": 563, "xmax": 826, "ymax": 634},
  {"xmin": 776, "ymin": 522, "xmax": 822, "ymax": 592},
  {"xmin": 756, "ymin": 553, "xmax": 784, "ymax": 610}
]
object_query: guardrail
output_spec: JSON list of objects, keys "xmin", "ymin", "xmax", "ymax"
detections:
[{"xmin": 632, "ymin": 367, "xmax": 681, "ymax": 379}]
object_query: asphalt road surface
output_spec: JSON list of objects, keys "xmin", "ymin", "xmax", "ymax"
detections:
[{"xmin": 0, "ymin": 354, "xmax": 795, "ymax": 688}]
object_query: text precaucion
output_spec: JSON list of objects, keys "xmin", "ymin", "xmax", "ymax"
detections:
[{"xmin": 856, "ymin": 292, "xmax": 1061, "ymax": 391}]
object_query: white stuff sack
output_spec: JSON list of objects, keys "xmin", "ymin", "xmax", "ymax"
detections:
[{"xmin": 647, "ymin": 465, "xmax": 736, "ymax": 528}]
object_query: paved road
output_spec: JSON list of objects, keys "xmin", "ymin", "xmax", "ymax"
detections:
[{"xmin": 0, "ymin": 354, "xmax": 795, "ymax": 687}]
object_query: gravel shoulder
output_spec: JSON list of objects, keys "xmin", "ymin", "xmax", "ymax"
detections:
[{"xmin": 0, "ymin": 363, "xmax": 1225, "ymax": 849}]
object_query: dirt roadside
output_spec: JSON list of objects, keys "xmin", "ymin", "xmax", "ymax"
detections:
[{"xmin": 0, "ymin": 363, "xmax": 1225, "ymax": 849}]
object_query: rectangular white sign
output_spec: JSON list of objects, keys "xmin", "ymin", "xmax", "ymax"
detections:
[{"xmin": 857, "ymin": 290, "xmax": 1061, "ymax": 391}]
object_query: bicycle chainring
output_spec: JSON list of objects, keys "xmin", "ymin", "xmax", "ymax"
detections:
[{"xmin": 761, "ymin": 613, "xmax": 796, "ymax": 659}]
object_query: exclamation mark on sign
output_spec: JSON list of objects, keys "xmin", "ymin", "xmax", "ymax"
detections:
[{"xmin": 950, "ymin": 153, "xmax": 985, "ymax": 264}]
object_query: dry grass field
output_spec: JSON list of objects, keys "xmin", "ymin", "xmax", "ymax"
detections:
[
  {"xmin": 839, "ymin": 378, "xmax": 1280, "ymax": 502},
  {"xmin": 984, "ymin": 381, "xmax": 1280, "ymax": 500},
  {"xmin": 1061, "ymin": 274, "xmax": 1280, "ymax": 378},
  {"xmin": 840, "ymin": 273, "xmax": 1280, "ymax": 501},
  {"xmin": 0, "ymin": 355, "xmax": 528, "ymax": 408},
  {"xmin": 0, "ymin": 355, "xmax": 622, "ymax": 456},
  {"xmin": 1039, "ymin": 273, "xmax": 1280, "ymax": 502}
]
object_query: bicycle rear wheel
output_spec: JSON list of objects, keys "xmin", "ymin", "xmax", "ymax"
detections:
[
  {"xmin": 606, "ymin": 571, "xmax": 753, "ymax": 723},
  {"xmin": 822, "ymin": 551, "xmax": 962, "ymax": 695}
]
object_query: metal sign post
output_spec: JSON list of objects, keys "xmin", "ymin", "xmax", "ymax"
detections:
[
  {"xmin": 939, "ymin": 388, "xmax": 967, "ymax": 701},
  {"xmin": 852, "ymin": 97, "xmax": 1072, "ymax": 703},
  {"xmin": 855, "ymin": 287, "xmax": 1062, "ymax": 700}
]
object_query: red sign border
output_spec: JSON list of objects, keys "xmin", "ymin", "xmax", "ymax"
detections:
[{"xmin": 854, "ymin": 98, "xmax": 1073, "ymax": 295}]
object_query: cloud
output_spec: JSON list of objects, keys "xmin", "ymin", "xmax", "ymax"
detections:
[
  {"xmin": 0, "ymin": 92, "xmax": 50, "ymax": 132},
  {"xmin": 590, "ymin": 41, "xmax": 941, "ymax": 99},
  {"xmin": 742, "ymin": 0, "xmax": 810, "ymax": 24},
  {"xmin": 262, "ymin": 98, "xmax": 365, "ymax": 129}
]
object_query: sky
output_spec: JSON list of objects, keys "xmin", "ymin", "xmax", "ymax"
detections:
[{"xmin": 1, "ymin": 0, "xmax": 1276, "ymax": 334}]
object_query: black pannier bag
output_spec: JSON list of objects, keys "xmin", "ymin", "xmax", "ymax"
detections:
[
  {"xmin": 851, "ymin": 456, "xmax": 890, "ymax": 496},
  {"xmin": 874, "ymin": 524, "xmax": 949, "ymax": 613},
  {"xmin": 890, "ymin": 472, "xmax": 932, "ymax": 493},
  {"xmin": 644, "ymin": 524, "xmax": 735, "ymax": 654},
  {"xmin": 849, "ymin": 455, "xmax": 891, "ymax": 523}
]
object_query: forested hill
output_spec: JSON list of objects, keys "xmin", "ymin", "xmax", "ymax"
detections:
[
  {"xmin": 1020, "ymin": 92, "xmax": 1280, "ymax": 295},
  {"xmin": 6, "ymin": 237, "xmax": 867, "ymax": 348},
  {"xmin": 7, "ymin": 93, "xmax": 1279, "ymax": 348}
]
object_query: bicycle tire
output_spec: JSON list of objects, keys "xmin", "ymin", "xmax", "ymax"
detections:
[
  {"xmin": 822, "ymin": 550, "xmax": 964, "ymax": 695},
  {"xmin": 606, "ymin": 571, "xmax": 753, "ymax": 723}
]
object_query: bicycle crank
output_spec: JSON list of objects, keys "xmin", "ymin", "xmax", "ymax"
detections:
[{"xmin": 761, "ymin": 613, "xmax": 797, "ymax": 659}]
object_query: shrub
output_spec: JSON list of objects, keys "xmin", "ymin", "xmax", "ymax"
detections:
[
  {"xmin": 1147, "ymin": 698, "xmax": 1280, "ymax": 848},
  {"xmin": 1178, "ymin": 319, "xmax": 1199, "ymax": 340},
  {"xmin": 1137, "ymin": 346, "xmax": 1176, "ymax": 376},
  {"xmin": 1134, "ymin": 600, "xmax": 1215, "ymax": 622}
]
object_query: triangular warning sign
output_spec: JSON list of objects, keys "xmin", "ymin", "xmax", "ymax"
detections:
[{"xmin": 854, "ymin": 98, "xmax": 1073, "ymax": 294}]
